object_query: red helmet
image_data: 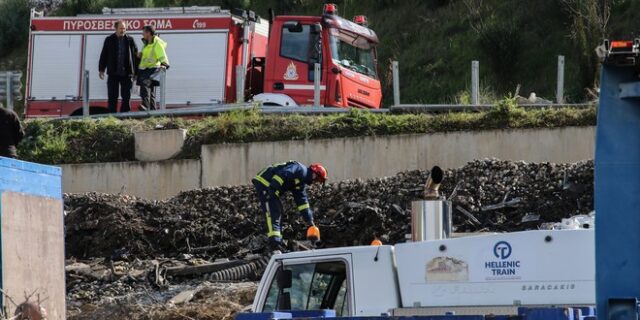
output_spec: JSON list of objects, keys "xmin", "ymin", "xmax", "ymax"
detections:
[{"xmin": 309, "ymin": 163, "xmax": 328, "ymax": 184}]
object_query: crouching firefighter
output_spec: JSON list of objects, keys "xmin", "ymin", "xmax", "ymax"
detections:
[{"xmin": 252, "ymin": 161, "xmax": 328, "ymax": 252}]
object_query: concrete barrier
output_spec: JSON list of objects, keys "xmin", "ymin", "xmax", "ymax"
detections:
[
  {"xmin": 60, "ymin": 126, "xmax": 595, "ymax": 199},
  {"xmin": 0, "ymin": 158, "xmax": 65, "ymax": 320},
  {"xmin": 60, "ymin": 159, "xmax": 200, "ymax": 199},
  {"xmin": 135, "ymin": 129, "xmax": 187, "ymax": 161},
  {"xmin": 201, "ymin": 126, "xmax": 595, "ymax": 187}
]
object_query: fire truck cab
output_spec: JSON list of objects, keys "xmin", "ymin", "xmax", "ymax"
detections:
[{"xmin": 256, "ymin": 4, "xmax": 382, "ymax": 109}]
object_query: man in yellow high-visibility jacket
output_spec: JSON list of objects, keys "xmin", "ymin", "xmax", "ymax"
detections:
[{"xmin": 137, "ymin": 25, "xmax": 169, "ymax": 111}]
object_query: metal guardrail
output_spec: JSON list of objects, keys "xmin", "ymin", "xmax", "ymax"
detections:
[
  {"xmin": 56, "ymin": 102, "xmax": 593, "ymax": 120},
  {"xmin": 58, "ymin": 103, "xmax": 390, "ymax": 120},
  {"xmin": 390, "ymin": 103, "xmax": 595, "ymax": 113}
]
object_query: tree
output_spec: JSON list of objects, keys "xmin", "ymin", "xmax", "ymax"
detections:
[
  {"xmin": 561, "ymin": 0, "xmax": 612, "ymax": 91},
  {"xmin": 0, "ymin": 0, "xmax": 32, "ymax": 58}
]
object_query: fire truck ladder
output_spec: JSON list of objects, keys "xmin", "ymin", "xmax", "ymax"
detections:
[{"xmin": 100, "ymin": 6, "xmax": 228, "ymax": 16}]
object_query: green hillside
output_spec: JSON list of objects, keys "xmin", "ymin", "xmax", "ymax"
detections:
[{"xmin": 1, "ymin": 0, "xmax": 637, "ymax": 109}]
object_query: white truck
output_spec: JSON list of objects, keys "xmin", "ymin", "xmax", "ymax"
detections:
[{"xmin": 244, "ymin": 218, "xmax": 594, "ymax": 317}]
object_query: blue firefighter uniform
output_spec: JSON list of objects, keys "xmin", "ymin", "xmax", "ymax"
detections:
[{"xmin": 252, "ymin": 161, "xmax": 314, "ymax": 243}]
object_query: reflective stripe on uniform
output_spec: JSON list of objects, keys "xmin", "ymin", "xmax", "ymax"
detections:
[
  {"xmin": 273, "ymin": 175, "xmax": 285, "ymax": 185},
  {"xmin": 254, "ymin": 175, "xmax": 270, "ymax": 187},
  {"xmin": 298, "ymin": 203, "xmax": 310, "ymax": 211},
  {"xmin": 265, "ymin": 202, "xmax": 279, "ymax": 238},
  {"xmin": 267, "ymin": 230, "xmax": 282, "ymax": 238},
  {"xmin": 275, "ymin": 190, "xmax": 280, "ymax": 197},
  {"xmin": 294, "ymin": 179, "xmax": 300, "ymax": 185}
]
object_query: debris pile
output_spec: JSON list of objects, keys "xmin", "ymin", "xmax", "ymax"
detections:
[
  {"xmin": 67, "ymin": 278, "xmax": 257, "ymax": 320},
  {"xmin": 64, "ymin": 159, "xmax": 594, "ymax": 260},
  {"xmin": 64, "ymin": 158, "xmax": 594, "ymax": 318}
]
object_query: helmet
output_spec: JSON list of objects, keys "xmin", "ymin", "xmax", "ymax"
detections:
[{"xmin": 309, "ymin": 163, "xmax": 328, "ymax": 184}]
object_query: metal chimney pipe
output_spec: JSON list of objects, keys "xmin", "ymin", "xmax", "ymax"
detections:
[
  {"xmin": 424, "ymin": 166, "xmax": 444, "ymax": 199},
  {"xmin": 411, "ymin": 165, "xmax": 452, "ymax": 242}
]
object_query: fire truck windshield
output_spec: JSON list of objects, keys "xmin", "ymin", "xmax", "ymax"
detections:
[{"xmin": 329, "ymin": 28, "xmax": 377, "ymax": 79}]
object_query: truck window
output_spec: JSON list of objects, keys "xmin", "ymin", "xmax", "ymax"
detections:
[
  {"xmin": 262, "ymin": 261, "xmax": 348, "ymax": 315},
  {"xmin": 280, "ymin": 24, "xmax": 311, "ymax": 62},
  {"xmin": 329, "ymin": 28, "xmax": 377, "ymax": 79}
]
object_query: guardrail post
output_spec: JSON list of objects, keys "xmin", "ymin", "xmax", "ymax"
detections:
[
  {"xmin": 557, "ymin": 55, "xmax": 565, "ymax": 104},
  {"xmin": 82, "ymin": 70, "xmax": 89, "ymax": 117},
  {"xmin": 236, "ymin": 65, "xmax": 245, "ymax": 103},
  {"xmin": 159, "ymin": 68, "xmax": 167, "ymax": 111},
  {"xmin": 314, "ymin": 63, "xmax": 321, "ymax": 107},
  {"xmin": 392, "ymin": 61, "xmax": 400, "ymax": 107},
  {"xmin": 471, "ymin": 60, "xmax": 479, "ymax": 105},
  {"xmin": 5, "ymin": 71, "xmax": 12, "ymax": 111}
]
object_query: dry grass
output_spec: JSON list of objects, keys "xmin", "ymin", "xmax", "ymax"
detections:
[{"xmin": 68, "ymin": 283, "xmax": 257, "ymax": 320}]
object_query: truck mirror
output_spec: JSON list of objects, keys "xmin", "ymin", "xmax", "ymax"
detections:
[
  {"xmin": 277, "ymin": 292, "xmax": 292, "ymax": 310},
  {"xmin": 310, "ymin": 23, "xmax": 322, "ymax": 34},
  {"xmin": 277, "ymin": 269, "xmax": 292, "ymax": 289},
  {"xmin": 284, "ymin": 21, "xmax": 303, "ymax": 33}
]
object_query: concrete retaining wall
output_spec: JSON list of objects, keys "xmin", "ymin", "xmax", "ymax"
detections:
[
  {"xmin": 201, "ymin": 126, "xmax": 595, "ymax": 187},
  {"xmin": 60, "ymin": 159, "xmax": 201, "ymax": 199},
  {"xmin": 61, "ymin": 127, "xmax": 595, "ymax": 200}
]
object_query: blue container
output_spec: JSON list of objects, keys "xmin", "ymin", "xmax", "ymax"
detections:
[
  {"xmin": 290, "ymin": 310, "xmax": 337, "ymax": 318},
  {"xmin": 518, "ymin": 307, "xmax": 575, "ymax": 320},
  {"xmin": 235, "ymin": 312, "xmax": 292, "ymax": 320}
]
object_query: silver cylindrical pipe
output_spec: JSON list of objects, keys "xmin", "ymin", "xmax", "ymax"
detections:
[
  {"xmin": 236, "ymin": 65, "xmax": 246, "ymax": 103},
  {"xmin": 237, "ymin": 20, "xmax": 251, "ymax": 103},
  {"xmin": 557, "ymin": 55, "xmax": 565, "ymax": 104},
  {"xmin": 392, "ymin": 61, "xmax": 400, "ymax": 106},
  {"xmin": 6, "ymin": 72, "xmax": 12, "ymax": 111},
  {"xmin": 412, "ymin": 200, "xmax": 449, "ymax": 241},
  {"xmin": 424, "ymin": 166, "xmax": 444, "ymax": 199},
  {"xmin": 241, "ymin": 21, "xmax": 251, "ymax": 74},
  {"xmin": 159, "ymin": 68, "xmax": 167, "ymax": 111},
  {"xmin": 314, "ymin": 63, "xmax": 321, "ymax": 107},
  {"xmin": 471, "ymin": 60, "xmax": 479, "ymax": 105},
  {"xmin": 82, "ymin": 70, "xmax": 89, "ymax": 117}
]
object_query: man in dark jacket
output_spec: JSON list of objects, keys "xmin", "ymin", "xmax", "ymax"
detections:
[
  {"xmin": 99, "ymin": 21, "xmax": 138, "ymax": 113},
  {"xmin": 0, "ymin": 107, "xmax": 24, "ymax": 158},
  {"xmin": 252, "ymin": 161, "xmax": 328, "ymax": 252}
]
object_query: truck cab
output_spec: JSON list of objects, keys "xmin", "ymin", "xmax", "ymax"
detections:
[
  {"xmin": 247, "ymin": 229, "xmax": 595, "ymax": 317},
  {"xmin": 255, "ymin": 4, "xmax": 382, "ymax": 108},
  {"xmin": 252, "ymin": 246, "xmax": 399, "ymax": 316}
]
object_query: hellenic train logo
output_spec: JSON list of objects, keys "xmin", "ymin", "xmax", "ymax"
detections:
[
  {"xmin": 486, "ymin": 240, "xmax": 520, "ymax": 278},
  {"xmin": 493, "ymin": 241, "xmax": 512, "ymax": 260}
]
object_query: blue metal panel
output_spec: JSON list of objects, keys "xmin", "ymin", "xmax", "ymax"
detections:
[
  {"xmin": 289, "ymin": 310, "xmax": 336, "ymax": 317},
  {"xmin": 328, "ymin": 317, "xmax": 484, "ymax": 320},
  {"xmin": 235, "ymin": 312, "xmax": 292, "ymax": 320},
  {"xmin": 595, "ymin": 64, "xmax": 640, "ymax": 317},
  {"xmin": 518, "ymin": 307, "xmax": 575, "ymax": 320},
  {"xmin": 618, "ymin": 81, "xmax": 640, "ymax": 99},
  {"xmin": 0, "ymin": 157, "xmax": 62, "ymax": 199}
]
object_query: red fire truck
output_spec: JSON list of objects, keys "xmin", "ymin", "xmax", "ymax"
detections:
[{"xmin": 25, "ymin": 4, "xmax": 381, "ymax": 117}]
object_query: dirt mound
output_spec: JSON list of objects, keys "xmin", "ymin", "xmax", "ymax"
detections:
[{"xmin": 64, "ymin": 159, "xmax": 594, "ymax": 260}]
